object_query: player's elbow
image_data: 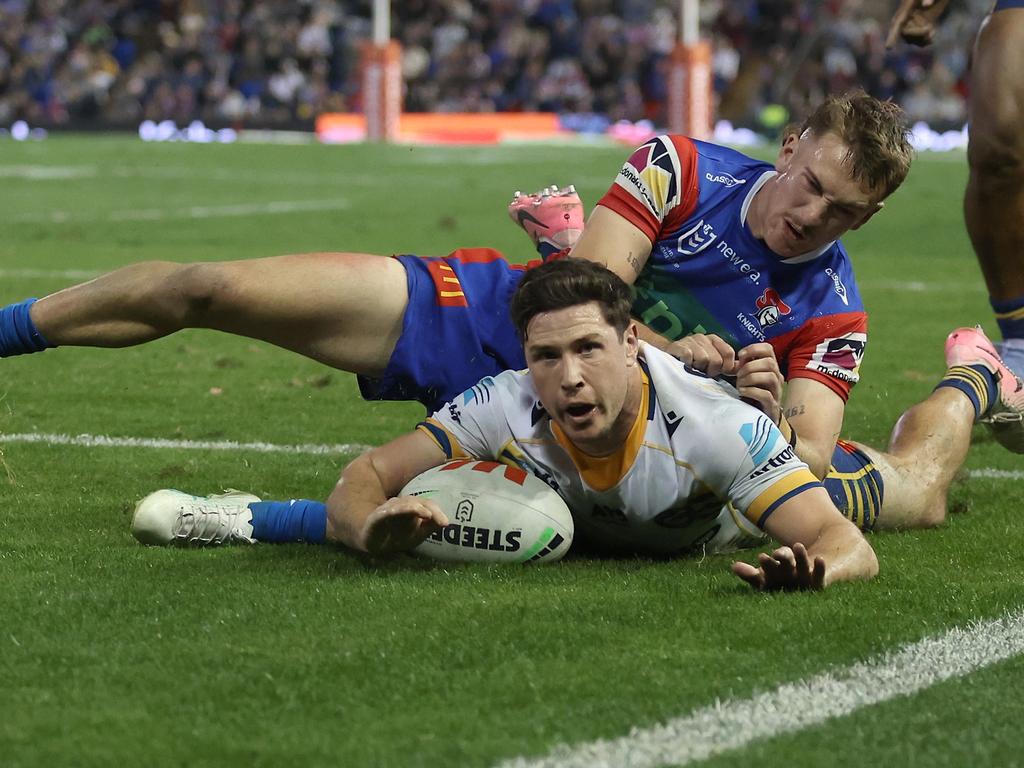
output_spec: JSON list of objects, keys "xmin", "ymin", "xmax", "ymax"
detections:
[{"xmin": 824, "ymin": 522, "xmax": 879, "ymax": 588}]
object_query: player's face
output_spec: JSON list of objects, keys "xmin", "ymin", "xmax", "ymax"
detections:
[
  {"xmin": 758, "ymin": 131, "xmax": 884, "ymax": 258},
  {"xmin": 524, "ymin": 302, "xmax": 641, "ymax": 456}
]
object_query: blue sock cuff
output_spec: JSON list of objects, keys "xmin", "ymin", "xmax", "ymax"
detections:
[
  {"xmin": 248, "ymin": 499, "xmax": 327, "ymax": 544},
  {"xmin": 0, "ymin": 299, "xmax": 54, "ymax": 357},
  {"xmin": 991, "ymin": 294, "xmax": 1024, "ymax": 340}
]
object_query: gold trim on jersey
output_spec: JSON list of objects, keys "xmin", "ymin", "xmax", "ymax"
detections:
[
  {"xmin": 417, "ymin": 418, "xmax": 469, "ymax": 459},
  {"xmin": 550, "ymin": 370, "xmax": 650, "ymax": 492},
  {"xmin": 743, "ymin": 469, "xmax": 820, "ymax": 526}
]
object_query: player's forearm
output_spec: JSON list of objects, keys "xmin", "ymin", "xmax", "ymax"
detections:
[
  {"xmin": 807, "ymin": 521, "xmax": 879, "ymax": 587},
  {"xmin": 325, "ymin": 454, "xmax": 390, "ymax": 551},
  {"xmin": 792, "ymin": 434, "xmax": 833, "ymax": 479}
]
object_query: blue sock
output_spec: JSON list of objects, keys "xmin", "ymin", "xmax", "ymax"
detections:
[
  {"xmin": 992, "ymin": 294, "xmax": 1024, "ymax": 342},
  {"xmin": 248, "ymin": 499, "xmax": 327, "ymax": 543},
  {"xmin": 0, "ymin": 299, "xmax": 54, "ymax": 357},
  {"xmin": 935, "ymin": 364, "xmax": 999, "ymax": 421}
]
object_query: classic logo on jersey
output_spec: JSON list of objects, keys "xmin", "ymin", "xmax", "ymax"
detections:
[
  {"xmin": 619, "ymin": 137, "xmax": 678, "ymax": 215},
  {"xmin": 825, "ymin": 267, "xmax": 849, "ymax": 306},
  {"xmin": 705, "ymin": 171, "xmax": 747, "ymax": 188},
  {"xmin": 676, "ymin": 218, "xmax": 717, "ymax": 255},
  {"xmin": 806, "ymin": 333, "xmax": 866, "ymax": 383},
  {"xmin": 739, "ymin": 417, "xmax": 777, "ymax": 466},
  {"xmin": 754, "ymin": 288, "xmax": 792, "ymax": 328}
]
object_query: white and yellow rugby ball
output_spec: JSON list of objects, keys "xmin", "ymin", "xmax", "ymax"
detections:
[{"xmin": 403, "ymin": 460, "xmax": 573, "ymax": 564}]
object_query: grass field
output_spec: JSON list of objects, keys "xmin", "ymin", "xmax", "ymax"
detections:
[{"xmin": 1, "ymin": 136, "xmax": 1022, "ymax": 768}]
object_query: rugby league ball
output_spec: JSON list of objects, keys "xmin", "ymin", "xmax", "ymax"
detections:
[{"xmin": 403, "ymin": 459, "xmax": 573, "ymax": 564}]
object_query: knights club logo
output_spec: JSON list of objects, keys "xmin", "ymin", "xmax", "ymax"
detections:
[{"xmin": 754, "ymin": 288, "xmax": 791, "ymax": 328}]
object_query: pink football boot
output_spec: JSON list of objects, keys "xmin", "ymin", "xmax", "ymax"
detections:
[{"xmin": 508, "ymin": 184, "xmax": 585, "ymax": 253}]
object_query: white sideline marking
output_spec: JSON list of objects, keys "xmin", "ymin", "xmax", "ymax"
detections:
[
  {"xmin": 499, "ymin": 608, "xmax": 1024, "ymax": 768},
  {"xmin": 0, "ymin": 165, "xmax": 98, "ymax": 180},
  {"xmin": 0, "ymin": 432, "xmax": 372, "ymax": 456},
  {"xmin": 968, "ymin": 468, "xmax": 1024, "ymax": 481},
  {"xmin": 0, "ymin": 432, "xmax": 1020, "ymax": 483},
  {"xmin": 12, "ymin": 198, "xmax": 349, "ymax": 224}
]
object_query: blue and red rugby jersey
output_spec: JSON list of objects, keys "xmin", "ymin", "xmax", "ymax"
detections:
[{"xmin": 600, "ymin": 135, "xmax": 867, "ymax": 401}]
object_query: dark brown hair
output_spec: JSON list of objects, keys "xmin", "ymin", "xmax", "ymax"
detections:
[
  {"xmin": 795, "ymin": 90, "xmax": 913, "ymax": 199},
  {"xmin": 510, "ymin": 258, "xmax": 634, "ymax": 341}
]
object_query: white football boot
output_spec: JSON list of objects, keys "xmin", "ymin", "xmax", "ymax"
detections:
[
  {"xmin": 132, "ymin": 489, "xmax": 261, "ymax": 546},
  {"xmin": 945, "ymin": 326, "xmax": 1024, "ymax": 453}
]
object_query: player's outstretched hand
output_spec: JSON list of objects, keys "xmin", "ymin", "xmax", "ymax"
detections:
[
  {"xmin": 885, "ymin": 0, "xmax": 950, "ymax": 48},
  {"xmin": 736, "ymin": 343, "xmax": 784, "ymax": 424},
  {"xmin": 361, "ymin": 496, "xmax": 450, "ymax": 556},
  {"xmin": 665, "ymin": 333, "xmax": 738, "ymax": 378},
  {"xmin": 731, "ymin": 543, "xmax": 827, "ymax": 592}
]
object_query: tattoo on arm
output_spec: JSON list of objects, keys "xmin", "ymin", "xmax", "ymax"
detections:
[
  {"xmin": 783, "ymin": 405, "xmax": 806, "ymax": 419},
  {"xmin": 626, "ymin": 251, "xmax": 643, "ymax": 276}
]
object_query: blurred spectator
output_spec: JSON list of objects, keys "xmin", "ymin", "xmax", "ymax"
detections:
[{"xmin": 0, "ymin": 0, "xmax": 993, "ymax": 130}]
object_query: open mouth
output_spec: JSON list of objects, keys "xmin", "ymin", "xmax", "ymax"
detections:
[
  {"xmin": 785, "ymin": 220, "xmax": 804, "ymax": 240},
  {"xmin": 565, "ymin": 403, "xmax": 596, "ymax": 420}
]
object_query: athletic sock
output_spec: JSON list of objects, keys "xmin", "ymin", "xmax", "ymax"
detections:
[
  {"xmin": 935, "ymin": 364, "xmax": 999, "ymax": 421},
  {"xmin": 0, "ymin": 299, "xmax": 54, "ymax": 357},
  {"xmin": 248, "ymin": 499, "xmax": 327, "ymax": 543},
  {"xmin": 992, "ymin": 294, "xmax": 1024, "ymax": 342}
]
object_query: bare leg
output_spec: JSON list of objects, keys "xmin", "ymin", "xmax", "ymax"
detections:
[
  {"xmin": 964, "ymin": 11, "xmax": 1024, "ymax": 306},
  {"xmin": 30, "ymin": 252, "xmax": 410, "ymax": 376},
  {"xmin": 852, "ymin": 388, "xmax": 974, "ymax": 531}
]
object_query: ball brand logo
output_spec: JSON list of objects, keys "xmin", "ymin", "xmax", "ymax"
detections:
[
  {"xmin": 705, "ymin": 172, "xmax": 747, "ymax": 188},
  {"xmin": 426, "ymin": 524, "xmax": 522, "ymax": 552},
  {"xmin": 455, "ymin": 499, "xmax": 474, "ymax": 522},
  {"xmin": 754, "ymin": 287, "xmax": 792, "ymax": 328}
]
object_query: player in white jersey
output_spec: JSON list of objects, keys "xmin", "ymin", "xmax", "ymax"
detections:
[{"xmin": 134, "ymin": 258, "xmax": 879, "ymax": 591}]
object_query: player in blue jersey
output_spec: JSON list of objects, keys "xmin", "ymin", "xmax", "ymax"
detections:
[
  {"xmin": 508, "ymin": 91, "xmax": 1023, "ymax": 531},
  {"xmin": 888, "ymin": 0, "xmax": 1024, "ymax": 377}
]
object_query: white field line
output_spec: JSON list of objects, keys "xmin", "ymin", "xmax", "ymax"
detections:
[
  {"xmin": 499, "ymin": 608, "xmax": 1024, "ymax": 768},
  {"xmin": 0, "ymin": 432, "xmax": 372, "ymax": 456},
  {"xmin": 1, "ymin": 432, "xmax": 1018, "ymax": 481},
  {"xmin": 12, "ymin": 198, "xmax": 349, "ymax": 224}
]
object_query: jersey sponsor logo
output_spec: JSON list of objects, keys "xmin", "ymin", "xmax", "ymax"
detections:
[
  {"xmin": 663, "ymin": 408, "xmax": 684, "ymax": 438},
  {"xmin": 447, "ymin": 402, "xmax": 462, "ymax": 424},
  {"xmin": 825, "ymin": 267, "xmax": 849, "ymax": 306},
  {"xmin": 676, "ymin": 218, "xmax": 717, "ymax": 255},
  {"xmin": 806, "ymin": 333, "xmax": 866, "ymax": 383},
  {"xmin": 748, "ymin": 446, "xmax": 797, "ymax": 480},
  {"xmin": 739, "ymin": 417, "xmax": 776, "ymax": 466},
  {"xmin": 705, "ymin": 171, "xmax": 747, "ymax": 188},
  {"xmin": 754, "ymin": 287, "xmax": 792, "ymax": 328},
  {"xmin": 619, "ymin": 137, "xmax": 678, "ymax": 215}
]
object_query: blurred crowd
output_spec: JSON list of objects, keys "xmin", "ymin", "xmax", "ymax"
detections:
[{"xmin": 0, "ymin": 0, "xmax": 995, "ymax": 131}]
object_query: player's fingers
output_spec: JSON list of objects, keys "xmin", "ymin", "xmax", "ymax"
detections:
[
  {"xmin": 708, "ymin": 335, "xmax": 738, "ymax": 375},
  {"xmin": 885, "ymin": 0, "xmax": 914, "ymax": 47},
  {"xmin": 731, "ymin": 561, "xmax": 765, "ymax": 590},
  {"xmin": 811, "ymin": 556, "xmax": 827, "ymax": 589},
  {"xmin": 792, "ymin": 543, "xmax": 812, "ymax": 583}
]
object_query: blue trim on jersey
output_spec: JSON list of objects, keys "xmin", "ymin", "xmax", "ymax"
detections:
[
  {"xmin": 757, "ymin": 481, "xmax": 820, "ymax": 527},
  {"xmin": 638, "ymin": 357, "xmax": 656, "ymax": 420},
  {"xmin": 995, "ymin": 0, "xmax": 1024, "ymax": 11},
  {"xmin": 418, "ymin": 420, "xmax": 455, "ymax": 458}
]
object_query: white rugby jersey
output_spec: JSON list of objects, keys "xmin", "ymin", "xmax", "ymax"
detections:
[{"xmin": 418, "ymin": 343, "xmax": 821, "ymax": 556}]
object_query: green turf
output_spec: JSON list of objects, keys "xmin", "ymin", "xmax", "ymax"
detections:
[{"xmin": 0, "ymin": 137, "xmax": 1021, "ymax": 767}]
